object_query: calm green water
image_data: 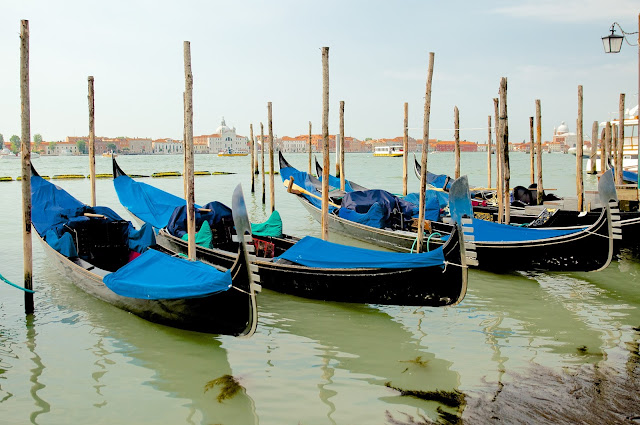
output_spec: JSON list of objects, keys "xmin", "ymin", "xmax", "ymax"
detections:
[{"xmin": 1, "ymin": 152, "xmax": 639, "ymax": 424}]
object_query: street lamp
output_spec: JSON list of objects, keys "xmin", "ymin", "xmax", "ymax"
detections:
[{"xmin": 601, "ymin": 24, "xmax": 624, "ymax": 53}]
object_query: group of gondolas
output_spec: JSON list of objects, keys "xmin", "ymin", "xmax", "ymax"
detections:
[{"xmin": 31, "ymin": 150, "xmax": 622, "ymax": 338}]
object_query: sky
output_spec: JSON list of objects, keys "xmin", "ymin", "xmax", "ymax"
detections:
[{"xmin": 0, "ymin": 0, "xmax": 638, "ymax": 144}]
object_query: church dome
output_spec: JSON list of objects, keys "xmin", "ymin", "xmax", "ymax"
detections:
[
  {"xmin": 216, "ymin": 117, "xmax": 231, "ymax": 134},
  {"xmin": 556, "ymin": 121, "xmax": 569, "ymax": 135}
]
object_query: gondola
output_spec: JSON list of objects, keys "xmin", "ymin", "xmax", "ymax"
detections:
[
  {"xmin": 413, "ymin": 156, "xmax": 640, "ymax": 249},
  {"xmin": 112, "ymin": 158, "xmax": 471, "ymax": 306},
  {"xmin": 31, "ymin": 166, "xmax": 259, "ymax": 336},
  {"xmin": 280, "ymin": 152, "xmax": 619, "ymax": 272}
]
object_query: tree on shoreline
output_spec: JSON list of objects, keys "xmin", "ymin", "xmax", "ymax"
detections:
[
  {"xmin": 10, "ymin": 135, "xmax": 20, "ymax": 153},
  {"xmin": 34, "ymin": 134, "xmax": 43, "ymax": 153},
  {"xmin": 76, "ymin": 139, "xmax": 87, "ymax": 154}
]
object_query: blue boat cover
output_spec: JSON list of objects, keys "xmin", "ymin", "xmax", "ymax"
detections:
[
  {"xmin": 44, "ymin": 229, "xmax": 78, "ymax": 257},
  {"xmin": 128, "ymin": 223, "xmax": 157, "ymax": 253},
  {"xmin": 103, "ymin": 249, "xmax": 232, "ymax": 299},
  {"xmin": 114, "ymin": 174, "xmax": 188, "ymax": 229},
  {"xmin": 427, "ymin": 172, "xmax": 452, "ymax": 190},
  {"xmin": 341, "ymin": 189, "xmax": 417, "ymax": 228},
  {"xmin": 337, "ymin": 202, "xmax": 387, "ymax": 228},
  {"xmin": 31, "ymin": 175, "xmax": 88, "ymax": 236},
  {"xmin": 251, "ymin": 210, "xmax": 283, "ymax": 238},
  {"xmin": 472, "ymin": 218, "xmax": 585, "ymax": 242},
  {"xmin": 166, "ymin": 201, "xmax": 232, "ymax": 238},
  {"xmin": 276, "ymin": 235, "xmax": 445, "ymax": 269},
  {"xmin": 403, "ymin": 191, "xmax": 444, "ymax": 221},
  {"xmin": 319, "ymin": 172, "xmax": 356, "ymax": 192}
]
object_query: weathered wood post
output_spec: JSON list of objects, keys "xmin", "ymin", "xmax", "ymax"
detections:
[
  {"xmin": 454, "ymin": 106, "xmax": 460, "ymax": 179},
  {"xmin": 20, "ymin": 20, "xmax": 33, "ymax": 314},
  {"xmin": 261, "ymin": 123, "xmax": 265, "ymax": 204},
  {"xmin": 499, "ymin": 78, "xmax": 510, "ymax": 224},
  {"xmin": 403, "ymin": 102, "xmax": 409, "ymax": 196},
  {"xmin": 617, "ymin": 93, "xmax": 625, "ymax": 184},
  {"xmin": 250, "ymin": 124, "xmax": 255, "ymax": 193},
  {"xmin": 88, "ymin": 76, "xmax": 96, "ymax": 207},
  {"xmin": 529, "ymin": 117, "xmax": 535, "ymax": 184},
  {"xmin": 339, "ymin": 100, "xmax": 345, "ymax": 191},
  {"xmin": 612, "ymin": 124, "xmax": 618, "ymax": 172},
  {"xmin": 589, "ymin": 121, "xmax": 598, "ymax": 174},
  {"xmin": 416, "ymin": 52, "xmax": 434, "ymax": 253},
  {"xmin": 268, "ymin": 102, "xmax": 275, "ymax": 213},
  {"xmin": 183, "ymin": 41, "xmax": 196, "ymax": 260},
  {"xmin": 321, "ymin": 47, "xmax": 330, "ymax": 240},
  {"xmin": 308, "ymin": 121, "xmax": 312, "ymax": 174},
  {"xmin": 576, "ymin": 85, "xmax": 584, "ymax": 211},
  {"xmin": 536, "ymin": 99, "xmax": 544, "ymax": 205},
  {"xmin": 487, "ymin": 115, "xmax": 492, "ymax": 189},
  {"xmin": 494, "ymin": 98, "xmax": 502, "ymax": 223},
  {"xmin": 603, "ymin": 122, "xmax": 611, "ymax": 173}
]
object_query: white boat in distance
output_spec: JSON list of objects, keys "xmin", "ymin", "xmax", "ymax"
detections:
[{"xmin": 586, "ymin": 104, "xmax": 639, "ymax": 172}]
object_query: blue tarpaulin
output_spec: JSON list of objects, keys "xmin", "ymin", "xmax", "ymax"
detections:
[
  {"xmin": 341, "ymin": 189, "xmax": 416, "ymax": 228},
  {"xmin": 280, "ymin": 166, "xmax": 338, "ymax": 211},
  {"xmin": 337, "ymin": 203, "xmax": 387, "ymax": 228},
  {"xmin": 114, "ymin": 174, "xmax": 189, "ymax": 229},
  {"xmin": 472, "ymin": 218, "xmax": 585, "ymax": 242},
  {"xmin": 31, "ymin": 175, "xmax": 87, "ymax": 236},
  {"xmin": 276, "ymin": 235, "xmax": 445, "ymax": 269},
  {"xmin": 166, "ymin": 201, "xmax": 232, "ymax": 238},
  {"xmin": 403, "ymin": 191, "xmax": 444, "ymax": 221},
  {"xmin": 44, "ymin": 229, "xmax": 78, "ymax": 257},
  {"xmin": 103, "ymin": 249, "xmax": 232, "ymax": 299}
]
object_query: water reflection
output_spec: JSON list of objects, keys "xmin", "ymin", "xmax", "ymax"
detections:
[{"xmin": 25, "ymin": 315, "xmax": 50, "ymax": 424}]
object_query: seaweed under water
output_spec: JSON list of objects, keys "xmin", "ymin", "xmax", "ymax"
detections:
[{"xmin": 204, "ymin": 374, "xmax": 244, "ymax": 403}]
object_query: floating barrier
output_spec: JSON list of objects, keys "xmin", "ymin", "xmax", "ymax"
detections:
[
  {"xmin": 212, "ymin": 171, "xmax": 236, "ymax": 175},
  {"xmin": 87, "ymin": 173, "xmax": 114, "ymax": 179},
  {"xmin": 264, "ymin": 171, "xmax": 280, "ymax": 175},
  {"xmin": 52, "ymin": 174, "xmax": 85, "ymax": 180},
  {"xmin": 17, "ymin": 176, "xmax": 50, "ymax": 180},
  {"xmin": 0, "ymin": 177, "xmax": 13, "ymax": 182},
  {"xmin": 194, "ymin": 171, "xmax": 211, "ymax": 176},
  {"xmin": 152, "ymin": 171, "xmax": 182, "ymax": 178},
  {"xmin": 130, "ymin": 174, "xmax": 149, "ymax": 178}
]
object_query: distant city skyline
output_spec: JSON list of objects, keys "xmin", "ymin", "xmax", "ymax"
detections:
[{"xmin": 1, "ymin": 1, "xmax": 637, "ymax": 146}]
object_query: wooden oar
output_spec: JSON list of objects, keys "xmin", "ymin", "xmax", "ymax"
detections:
[{"xmin": 283, "ymin": 178, "xmax": 340, "ymax": 208}]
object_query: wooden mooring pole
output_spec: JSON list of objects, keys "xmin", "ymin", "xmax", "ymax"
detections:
[
  {"xmin": 499, "ymin": 78, "xmax": 510, "ymax": 225},
  {"xmin": 612, "ymin": 124, "xmax": 618, "ymax": 173},
  {"xmin": 617, "ymin": 94, "xmax": 625, "ymax": 185},
  {"xmin": 339, "ymin": 100, "xmax": 345, "ymax": 191},
  {"xmin": 321, "ymin": 47, "xmax": 330, "ymax": 240},
  {"xmin": 268, "ymin": 102, "xmax": 275, "ymax": 213},
  {"xmin": 183, "ymin": 41, "xmax": 196, "ymax": 260},
  {"xmin": 589, "ymin": 121, "xmax": 598, "ymax": 175},
  {"xmin": 250, "ymin": 123, "xmax": 255, "ymax": 193},
  {"xmin": 416, "ymin": 52, "xmax": 434, "ymax": 253},
  {"xmin": 454, "ymin": 106, "xmax": 460, "ymax": 179},
  {"xmin": 487, "ymin": 115, "xmax": 492, "ymax": 189},
  {"xmin": 308, "ymin": 121, "xmax": 312, "ymax": 175},
  {"xmin": 88, "ymin": 76, "xmax": 96, "ymax": 207},
  {"xmin": 536, "ymin": 99, "xmax": 543, "ymax": 205},
  {"xmin": 403, "ymin": 102, "xmax": 408, "ymax": 196},
  {"xmin": 576, "ymin": 85, "xmax": 584, "ymax": 211},
  {"xmin": 20, "ymin": 20, "xmax": 33, "ymax": 314},
  {"xmin": 494, "ymin": 98, "xmax": 502, "ymax": 223},
  {"xmin": 529, "ymin": 117, "xmax": 535, "ymax": 185},
  {"xmin": 603, "ymin": 122, "xmax": 611, "ymax": 174},
  {"xmin": 261, "ymin": 123, "xmax": 265, "ymax": 204}
]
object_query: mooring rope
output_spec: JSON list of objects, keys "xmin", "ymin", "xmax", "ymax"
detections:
[
  {"xmin": 0, "ymin": 272, "xmax": 35, "ymax": 293},
  {"xmin": 410, "ymin": 231, "xmax": 442, "ymax": 253}
]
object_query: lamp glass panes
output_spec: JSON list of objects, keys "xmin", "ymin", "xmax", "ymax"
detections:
[{"xmin": 602, "ymin": 30, "xmax": 624, "ymax": 53}]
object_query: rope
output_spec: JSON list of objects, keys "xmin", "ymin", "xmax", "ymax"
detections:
[
  {"xmin": 0, "ymin": 273, "xmax": 35, "ymax": 293},
  {"xmin": 444, "ymin": 261, "xmax": 467, "ymax": 269},
  {"xmin": 410, "ymin": 231, "xmax": 442, "ymax": 253}
]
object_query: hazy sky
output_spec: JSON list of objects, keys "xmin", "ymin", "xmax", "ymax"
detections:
[{"xmin": 1, "ymin": 1, "xmax": 638, "ymax": 144}]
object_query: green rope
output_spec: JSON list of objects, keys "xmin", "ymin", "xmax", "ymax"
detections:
[
  {"xmin": 0, "ymin": 272, "xmax": 35, "ymax": 293},
  {"xmin": 410, "ymin": 231, "xmax": 442, "ymax": 253}
]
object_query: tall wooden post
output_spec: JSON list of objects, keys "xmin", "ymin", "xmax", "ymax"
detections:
[
  {"xmin": 321, "ymin": 47, "xmax": 330, "ymax": 240},
  {"xmin": 268, "ymin": 102, "xmax": 275, "ymax": 213},
  {"xmin": 260, "ymin": 123, "xmax": 265, "ymax": 203},
  {"xmin": 250, "ymin": 124, "xmax": 255, "ymax": 193},
  {"xmin": 487, "ymin": 115, "xmax": 492, "ymax": 189},
  {"xmin": 617, "ymin": 93, "xmax": 625, "ymax": 184},
  {"xmin": 183, "ymin": 41, "xmax": 196, "ymax": 260},
  {"xmin": 403, "ymin": 102, "xmax": 409, "ymax": 196},
  {"xmin": 529, "ymin": 117, "xmax": 535, "ymax": 184},
  {"xmin": 589, "ymin": 121, "xmax": 598, "ymax": 174},
  {"xmin": 88, "ymin": 76, "xmax": 96, "ymax": 207},
  {"xmin": 339, "ymin": 101, "xmax": 345, "ymax": 191},
  {"xmin": 612, "ymin": 124, "xmax": 618, "ymax": 172},
  {"xmin": 20, "ymin": 20, "xmax": 33, "ymax": 314},
  {"xmin": 536, "ymin": 99, "xmax": 544, "ymax": 205},
  {"xmin": 576, "ymin": 85, "xmax": 584, "ymax": 211},
  {"xmin": 308, "ymin": 121, "xmax": 312, "ymax": 174},
  {"xmin": 416, "ymin": 52, "xmax": 434, "ymax": 253},
  {"xmin": 603, "ymin": 122, "xmax": 611, "ymax": 173},
  {"xmin": 494, "ymin": 98, "xmax": 502, "ymax": 223},
  {"xmin": 454, "ymin": 106, "xmax": 460, "ymax": 179},
  {"xmin": 499, "ymin": 78, "xmax": 510, "ymax": 224}
]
